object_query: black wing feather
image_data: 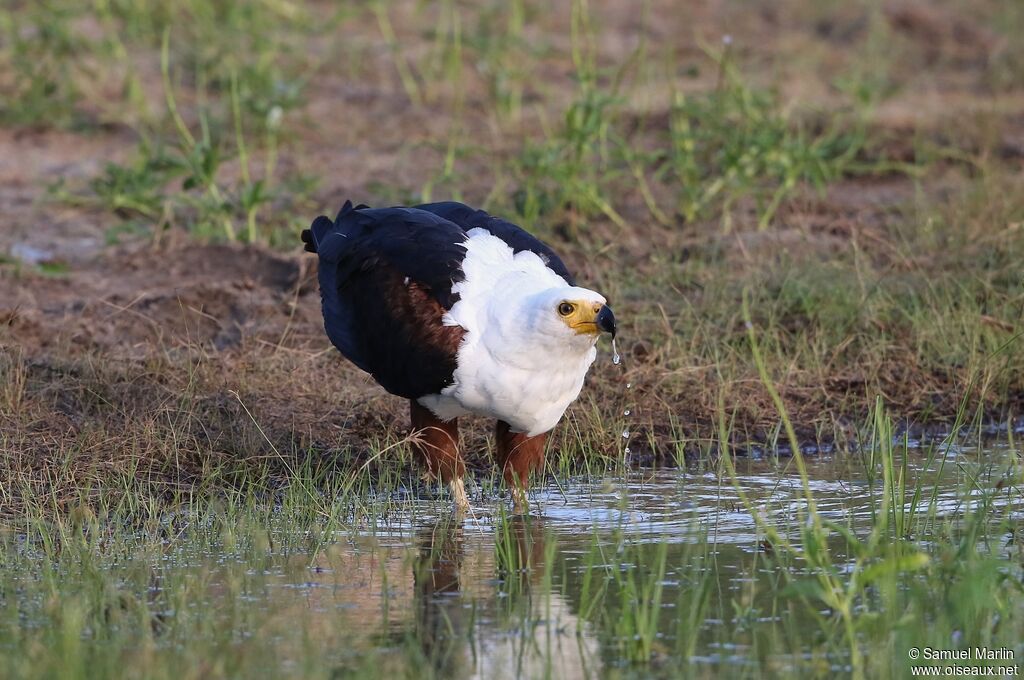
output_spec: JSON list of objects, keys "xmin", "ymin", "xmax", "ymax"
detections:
[
  {"xmin": 306, "ymin": 202, "xmax": 468, "ymax": 398},
  {"xmin": 415, "ymin": 201, "xmax": 576, "ymax": 285}
]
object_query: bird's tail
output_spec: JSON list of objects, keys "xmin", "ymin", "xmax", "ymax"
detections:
[
  {"xmin": 301, "ymin": 200, "xmax": 370, "ymax": 253},
  {"xmin": 300, "ymin": 217, "xmax": 331, "ymax": 253}
]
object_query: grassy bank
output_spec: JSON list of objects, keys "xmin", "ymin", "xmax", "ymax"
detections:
[{"xmin": 1, "ymin": 0, "xmax": 1022, "ymax": 511}]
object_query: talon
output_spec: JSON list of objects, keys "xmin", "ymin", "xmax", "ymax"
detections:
[
  {"xmin": 511, "ymin": 487, "xmax": 529, "ymax": 513},
  {"xmin": 450, "ymin": 478, "xmax": 470, "ymax": 513}
]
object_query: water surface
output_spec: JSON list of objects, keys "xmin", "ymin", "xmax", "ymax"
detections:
[
  {"xmin": 5, "ymin": 442, "xmax": 1022, "ymax": 678},
  {"xmin": 151, "ymin": 444, "xmax": 1024, "ymax": 676}
]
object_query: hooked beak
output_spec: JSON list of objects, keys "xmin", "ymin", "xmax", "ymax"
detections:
[{"xmin": 596, "ymin": 305, "xmax": 616, "ymax": 339}]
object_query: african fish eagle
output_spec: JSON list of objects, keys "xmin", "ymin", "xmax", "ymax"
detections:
[{"xmin": 301, "ymin": 201, "xmax": 616, "ymax": 511}]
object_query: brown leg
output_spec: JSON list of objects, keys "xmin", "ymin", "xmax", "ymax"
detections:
[
  {"xmin": 495, "ymin": 420, "xmax": 547, "ymax": 508},
  {"xmin": 410, "ymin": 400, "xmax": 468, "ymax": 511}
]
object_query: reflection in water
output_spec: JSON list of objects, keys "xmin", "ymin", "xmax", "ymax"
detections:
[
  {"xmin": 410, "ymin": 514, "xmax": 599, "ymax": 680},
  {"xmin": 414, "ymin": 518, "xmax": 468, "ymax": 675}
]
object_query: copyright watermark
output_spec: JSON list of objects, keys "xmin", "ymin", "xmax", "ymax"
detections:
[{"xmin": 909, "ymin": 647, "xmax": 1018, "ymax": 676}]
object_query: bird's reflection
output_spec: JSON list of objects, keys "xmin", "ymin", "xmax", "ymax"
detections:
[
  {"xmin": 412, "ymin": 514, "xmax": 549, "ymax": 676},
  {"xmin": 413, "ymin": 517, "xmax": 468, "ymax": 675}
]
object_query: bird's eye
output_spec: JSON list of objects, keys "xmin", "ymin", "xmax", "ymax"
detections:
[{"xmin": 558, "ymin": 302, "xmax": 575, "ymax": 316}]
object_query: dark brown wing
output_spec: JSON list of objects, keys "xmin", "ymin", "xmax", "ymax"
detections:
[{"xmin": 304, "ymin": 201, "xmax": 467, "ymax": 399}]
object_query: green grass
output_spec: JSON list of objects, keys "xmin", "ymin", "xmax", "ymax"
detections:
[
  {"xmin": 0, "ymin": 2, "xmax": 87, "ymax": 128},
  {"xmin": 2, "ymin": 0, "xmax": 891, "ymax": 242}
]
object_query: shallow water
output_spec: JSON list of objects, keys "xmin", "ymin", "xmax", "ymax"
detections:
[{"xmin": 5, "ymin": 442, "xmax": 1022, "ymax": 678}]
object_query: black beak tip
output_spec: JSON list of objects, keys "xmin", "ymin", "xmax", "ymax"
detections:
[{"xmin": 597, "ymin": 305, "xmax": 616, "ymax": 337}]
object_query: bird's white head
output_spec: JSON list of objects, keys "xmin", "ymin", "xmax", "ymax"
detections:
[
  {"xmin": 446, "ymin": 230, "xmax": 616, "ymax": 368},
  {"xmin": 526, "ymin": 285, "xmax": 616, "ymax": 350}
]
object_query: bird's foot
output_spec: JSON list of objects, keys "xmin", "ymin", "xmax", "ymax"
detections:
[
  {"xmin": 450, "ymin": 477, "xmax": 470, "ymax": 514},
  {"xmin": 510, "ymin": 487, "xmax": 530, "ymax": 514}
]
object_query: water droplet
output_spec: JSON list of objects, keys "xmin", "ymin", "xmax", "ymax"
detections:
[
  {"xmin": 621, "ymin": 429, "xmax": 630, "ymax": 439},
  {"xmin": 611, "ymin": 337, "xmax": 621, "ymax": 365},
  {"xmin": 623, "ymin": 409, "xmax": 631, "ymax": 416},
  {"xmin": 624, "ymin": 447, "xmax": 631, "ymax": 455},
  {"xmin": 626, "ymin": 382, "xmax": 632, "ymax": 389}
]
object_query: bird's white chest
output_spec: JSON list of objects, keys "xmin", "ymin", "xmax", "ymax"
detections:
[{"xmin": 421, "ymin": 344, "xmax": 597, "ymax": 435}]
